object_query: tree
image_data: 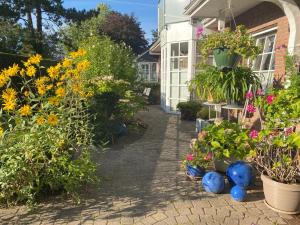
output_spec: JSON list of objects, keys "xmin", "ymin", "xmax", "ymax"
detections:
[
  {"xmin": 151, "ymin": 29, "xmax": 158, "ymax": 44},
  {"xmin": 98, "ymin": 11, "xmax": 148, "ymax": 55}
]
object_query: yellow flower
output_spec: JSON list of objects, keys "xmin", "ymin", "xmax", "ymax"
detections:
[
  {"xmin": 46, "ymin": 84, "xmax": 53, "ymax": 90},
  {"xmin": 72, "ymin": 83, "xmax": 81, "ymax": 93},
  {"xmin": 28, "ymin": 54, "xmax": 42, "ymax": 65},
  {"xmin": 70, "ymin": 48, "xmax": 86, "ymax": 58},
  {"xmin": 55, "ymin": 87, "xmax": 66, "ymax": 98},
  {"xmin": 35, "ymin": 76, "xmax": 49, "ymax": 86},
  {"xmin": 56, "ymin": 82, "xmax": 63, "ymax": 87},
  {"xmin": 47, "ymin": 66, "xmax": 60, "ymax": 80},
  {"xmin": 48, "ymin": 96, "xmax": 60, "ymax": 106},
  {"xmin": 76, "ymin": 60, "xmax": 90, "ymax": 71},
  {"xmin": 27, "ymin": 66, "xmax": 36, "ymax": 77},
  {"xmin": 19, "ymin": 105, "xmax": 32, "ymax": 116},
  {"xmin": 20, "ymin": 68, "xmax": 26, "ymax": 76},
  {"xmin": 37, "ymin": 84, "xmax": 47, "ymax": 96},
  {"xmin": 24, "ymin": 91, "xmax": 30, "ymax": 97},
  {"xmin": 2, "ymin": 88, "xmax": 17, "ymax": 101},
  {"xmin": 0, "ymin": 127, "xmax": 3, "ymax": 137},
  {"xmin": 3, "ymin": 100, "xmax": 16, "ymax": 111},
  {"xmin": 36, "ymin": 116, "xmax": 45, "ymax": 125},
  {"xmin": 62, "ymin": 58, "xmax": 72, "ymax": 68},
  {"xmin": 48, "ymin": 114, "xmax": 58, "ymax": 126},
  {"xmin": 0, "ymin": 73, "xmax": 8, "ymax": 88},
  {"xmin": 5, "ymin": 64, "xmax": 20, "ymax": 77}
]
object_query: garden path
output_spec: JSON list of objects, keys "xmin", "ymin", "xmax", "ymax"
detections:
[{"xmin": 1, "ymin": 105, "xmax": 300, "ymax": 225}]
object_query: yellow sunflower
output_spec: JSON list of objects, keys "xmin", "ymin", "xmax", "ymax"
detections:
[
  {"xmin": 2, "ymin": 88, "xmax": 17, "ymax": 101},
  {"xmin": 19, "ymin": 105, "xmax": 32, "ymax": 116},
  {"xmin": 55, "ymin": 87, "xmax": 66, "ymax": 98},
  {"xmin": 28, "ymin": 54, "xmax": 42, "ymax": 65},
  {"xmin": 36, "ymin": 116, "xmax": 46, "ymax": 125},
  {"xmin": 37, "ymin": 85, "xmax": 47, "ymax": 96},
  {"xmin": 27, "ymin": 66, "xmax": 36, "ymax": 77},
  {"xmin": 48, "ymin": 114, "xmax": 58, "ymax": 126},
  {"xmin": 0, "ymin": 127, "xmax": 4, "ymax": 137},
  {"xmin": 3, "ymin": 100, "xmax": 16, "ymax": 111}
]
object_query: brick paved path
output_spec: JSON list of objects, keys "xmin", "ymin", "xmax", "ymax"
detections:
[{"xmin": 1, "ymin": 106, "xmax": 300, "ymax": 225}]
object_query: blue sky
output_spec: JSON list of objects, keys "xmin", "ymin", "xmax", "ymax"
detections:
[{"xmin": 63, "ymin": 0, "xmax": 158, "ymax": 42}]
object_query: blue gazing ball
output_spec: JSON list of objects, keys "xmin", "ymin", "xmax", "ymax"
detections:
[
  {"xmin": 202, "ymin": 171, "xmax": 225, "ymax": 194},
  {"xmin": 186, "ymin": 162, "xmax": 206, "ymax": 178},
  {"xmin": 230, "ymin": 185, "xmax": 246, "ymax": 202},
  {"xmin": 226, "ymin": 161, "xmax": 254, "ymax": 188}
]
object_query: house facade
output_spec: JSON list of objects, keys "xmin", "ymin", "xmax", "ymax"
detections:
[{"xmin": 151, "ymin": 0, "xmax": 300, "ymax": 113}]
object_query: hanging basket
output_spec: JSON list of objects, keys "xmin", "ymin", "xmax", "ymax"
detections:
[{"xmin": 213, "ymin": 48, "xmax": 241, "ymax": 70}]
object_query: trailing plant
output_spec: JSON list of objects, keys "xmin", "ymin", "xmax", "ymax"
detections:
[
  {"xmin": 0, "ymin": 50, "xmax": 97, "ymax": 206},
  {"xmin": 177, "ymin": 101, "xmax": 202, "ymax": 121},
  {"xmin": 199, "ymin": 25, "xmax": 261, "ymax": 60},
  {"xmin": 252, "ymin": 129, "xmax": 300, "ymax": 184}
]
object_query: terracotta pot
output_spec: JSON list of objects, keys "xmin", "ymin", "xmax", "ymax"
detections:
[{"xmin": 261, "ymin": 174, "xmax": 300, "ymax": 214}]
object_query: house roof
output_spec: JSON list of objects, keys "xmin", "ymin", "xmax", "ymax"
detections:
[{"xmin": 137, "ymin": 49, "xmax": 159, "ymax": 62}]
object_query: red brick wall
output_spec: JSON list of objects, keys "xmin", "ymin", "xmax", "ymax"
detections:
[{"xmin": 234, "ymin": 2, "xmax": 290, "ymax": 79}]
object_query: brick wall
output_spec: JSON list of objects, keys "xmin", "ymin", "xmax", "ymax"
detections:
[{"xmin": 234, "ymin": 2, "xmax": 290, "ymax": 79}]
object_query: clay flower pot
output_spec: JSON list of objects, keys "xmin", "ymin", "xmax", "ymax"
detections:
[{"xmin": 261, "ymin": 174, "xmax": 300, "ymax": 214}]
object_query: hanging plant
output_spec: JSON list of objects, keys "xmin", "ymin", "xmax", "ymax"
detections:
[{"xmin": 199, "ymin": 25, "xmax": 261, "ymax": 69}]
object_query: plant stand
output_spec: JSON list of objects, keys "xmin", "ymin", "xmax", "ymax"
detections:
[{"xmin": 222, "ymin": 104, "xmax": 244, "ymax": 122}]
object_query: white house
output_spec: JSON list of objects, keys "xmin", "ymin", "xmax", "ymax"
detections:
[{"xmin": 150, "ymin": 0, "xmax": 300, "ymax": 113}]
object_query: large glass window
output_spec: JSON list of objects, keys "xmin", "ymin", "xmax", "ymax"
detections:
[
  {"xmin": 169, "ymin": 42, "xmax": 189, "ymax": 111},
  {"xmin": 252, "ymin": 32, "xmax": 276, "ymax": 89}
]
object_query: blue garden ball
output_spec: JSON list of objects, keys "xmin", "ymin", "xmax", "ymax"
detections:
[
  {"xmin": 226, "ymin": 161, "xmax": 254, "ymax": 188},
  {"xmin": 202, "ymin": 171, "xmax": 225, "ymax": 194},
  {"xmin": 230, "ymin": 185, "xmax": 246, "ymax": 202}
]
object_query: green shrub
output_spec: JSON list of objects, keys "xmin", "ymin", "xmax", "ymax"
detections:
[
  {"xmin": 197, "ymin": 107, "xmax": 216, "ymax": 120},
  {"xmin": 177, "ymin": 101, "xmax": 202, "ymax": 121},
  {"xmin": 79, "ymin": 36, "xmax": 137, "ymax": 82}
]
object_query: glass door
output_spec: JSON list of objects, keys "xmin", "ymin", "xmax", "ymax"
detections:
[{"xmin": 169, "ymin": 42, "xmax": 189, "ymax": 112}]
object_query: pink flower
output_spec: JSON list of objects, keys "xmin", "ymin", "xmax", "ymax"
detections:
[
  {"xmin": 245, "ymin": 91, "xmax": 253, "ymax": 99},
  {"xmin": 196, "ymin": 26, "xmax": 204, "ymax": 38},
  {"xmin": 256, "ymin": 89, "xmax": 264, "ymax": 96},
  {"xmin": 187, "ymin": 154, "xmax": 194, "ymax": 161},
  {"xmin": 204, "ymin": 152, "xmax": 212, "ymax": 161},
  {"xmin": 284, "ymin": 127, "xmax": 294, "ymax": 136},
  {"xmin": 266, "ymin": 95, "xmax": 275, "ymax": 104},
  {"xmin": 249, "ymin": 130, "xmax": 259, "ymax": 139},
  {"xmin": 247, "ymin": 104, "xmax": 256, "ymax": 113}
]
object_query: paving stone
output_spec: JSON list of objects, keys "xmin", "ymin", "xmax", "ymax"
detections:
[
  {"xmin": 151, "ymin": 212, "xmax": 167, "ymax": 222},
  {"xmin": 121, "ymin": 217, "xmax": 134, "ymax": 225},
  {"xmin": 203, "ymin": 208, "xmax": 216, "ymax": 216},
  {"xmin": 175, "ymin": 215, "xmax": 190, "ymax": 224},
  {"xmin": 162, "ymin": 217, "xmax": 177, "ymax": 225},
  {"xmin": 224, "ymin": 217, "xmax": 239, "ymax": 225},
  {"xmin": 187, "ymin": 214, "xmax": 200, "ymax": 223},
  {"xmin": 216, "ymin": 207, "xmax": 230, "ymax": 217}
]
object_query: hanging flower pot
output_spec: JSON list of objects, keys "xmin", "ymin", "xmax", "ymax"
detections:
[{"xmin": 213, "ymin": 48, "xmax": 241, "ymax": 70}]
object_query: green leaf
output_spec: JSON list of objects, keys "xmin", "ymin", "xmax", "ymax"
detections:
[{"xmin": 211, "ymin": 141, "xmax": 221, "ymax": 148}]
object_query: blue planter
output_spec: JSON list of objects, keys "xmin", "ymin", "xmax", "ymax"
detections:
[
  {"xmin": 226, "ymin": 161, "xmax": 254, "ymax": 188},
  {"xmin": 186, "ymin": 162, "xmax": 206, "ymax": 178},
  {"xmin": 202, "ymin": 171, "xmax": 225, "ymax": 194}
]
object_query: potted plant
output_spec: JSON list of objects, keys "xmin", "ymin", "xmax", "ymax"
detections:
[
  {"xmin": 182, "ymin": 136, "xmax": 212, "ymax": 179},
  {"xmin": 253, "ymin": 130, "xmax": 300, "ymax": 214},
  {"xmin": 198, "ymin": 121, "xmax": 255, "ymax": 172},
  {"xmin": 177, "ymin": 101, "xmax": 202, "ymax": 121},
  {"xmin": 199, "ymin": 25, "xmax": 260, "ymax": 70},
  {"xmin": 190, "ymin": 65, "xmax": 260, "ymax": 105}
]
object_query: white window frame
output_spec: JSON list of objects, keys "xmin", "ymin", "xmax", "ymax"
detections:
[
  {"xmin": 138, "ymin": 62, "xmax": 158, "ymax": 83},
  {"xmin": 169, "ymin": 42, "xmax": 189, "ymax": 111},
  {"xmin": 252, "ymin": 29, "xmax": 277, "ymax": 90}
]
